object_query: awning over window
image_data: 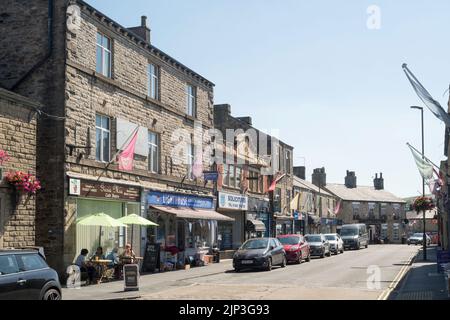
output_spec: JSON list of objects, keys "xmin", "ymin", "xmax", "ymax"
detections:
[
  {"xmin": 150, "ymin": 205, "xmax": 234, "ymax": 222},
  {"xmin": 247, "ymin": 219, "xmax": 266, "ymax": 232}
]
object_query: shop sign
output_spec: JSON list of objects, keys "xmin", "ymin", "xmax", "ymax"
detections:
[
  {"xmin": 79, "ymin": 180, "xmax": 141, "ymax": 202},
  {"xmin": 218, "ymin": 192, "xmax": 248, "ymax": 210},
  {"xmin": 69, "ymin": 178, "xmax": 81, "ymax": 196},
  {"xmin": 123, "ymin": 264, "xmax": 139, "ymax": 291},
  {"xmin": 147, "ymin": 191, "xmax": 214, "ymax": 209}
]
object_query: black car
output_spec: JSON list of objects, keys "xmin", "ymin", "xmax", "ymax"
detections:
[
  {"xmin": 233, "ymin": 238, "xmax": 286, "ymax": 272},
  {"xmin": 0, "ymin": 249, "xmax": 61, "ymax": 300}
]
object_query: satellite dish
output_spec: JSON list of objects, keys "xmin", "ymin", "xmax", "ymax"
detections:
[{"xmin": 67, "ymin": 4, "xmax": 81, "ymax": 33}]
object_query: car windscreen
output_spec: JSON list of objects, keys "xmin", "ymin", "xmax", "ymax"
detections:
[
  {"xmin": 278, "ymin": 237, "xmax": 299, "ymax": 245},
  {"xmin": 305, "ymin": 235, "xmax": 321, "ymax": 242},
  {"xmin": 340, "ymin": 228, "xmax": 358, "ymax": 236},
  {"xmin": 325, "ymin": 235, "xmax": 336, "ymax": 240},
  {"xmin": 241, "ymin": 239, "xmax": 269, "ymax": 250},
  {"xmin": 413, "ymin": 233, "xmax": 423, "ymax": 237}
]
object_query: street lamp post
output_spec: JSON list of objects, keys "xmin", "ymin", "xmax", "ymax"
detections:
[{"xmin": 411, "ymin": 106, "xmax": 427, "ymax": 261}]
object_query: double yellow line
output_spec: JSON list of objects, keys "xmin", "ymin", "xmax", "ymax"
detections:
[{"xmin": 377, "ymin": 250, "xmax": 418, "ymax": 300}]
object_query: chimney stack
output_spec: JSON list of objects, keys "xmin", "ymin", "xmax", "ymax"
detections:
[
  {"xmin": 373, "ymin": 172, "xmax": 384, "ymax": 190},
  {"xmin": 293, "ymin": 166, "xmax": 306, "ymax": 180},
  {"xmin": 128, "ymin": 15, "xmax": 151, "ymax": 43},
  {"xmin": 312, "ymin": 167, "xmax": 326, "ymax": 188},
  {"xmin": 345, "ymin": 170, "xmax": 357, "ymax": 188}
]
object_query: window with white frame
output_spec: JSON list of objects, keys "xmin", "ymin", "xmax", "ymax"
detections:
[
  {"xmin": 96, "ymin": 32, "xmax": 112, "ymax": 78},
  {"xmin": 147, "ymin": 63, "xmax": 158, "ymax": 99},
  {"xmin": 186, "ymin": 143, "xmax": 194, "ymax": 179},
  {"xmin": 95, "ymin": 114, "xmax": 110, "ymax": 162},
  {"xmin": 235, "ymin": 167, "xmax": 242, "ymax": 189},
  {"xmin": 148, "ymin": 131, "xmax": 159, "ymax": 173},
  {"xmin": 186, "ymin": 85, "xmax": 196, "ymax": 117},
  {"xmin": 222, "ymin": 165, "xmax": 230, "ymax": 187}
]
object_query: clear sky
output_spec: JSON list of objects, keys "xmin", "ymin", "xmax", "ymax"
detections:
[{"xmin": 86, "ymin": 0, "xmax": 450, "ymax": 198}]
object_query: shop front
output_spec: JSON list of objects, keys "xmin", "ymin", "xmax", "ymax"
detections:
[
  {"xmin": 293, "ymin": 211, "xmax": 307, "ymax": 235},
  {"xmin": 146, "ymin": 190, "xmax": 233, "ymax": 271},
  {"xmin": 216, "ymin": 191, "xmax": 248, "ymax": 250},
  {"xmin": 246, "ymin": 197, "xmax": 269, "ymax": 238},
  {"xmin": 307, "ymin": 214, "xmax": 321, "ymax": 234},
  {"xmin": 320, "ymin": 218, "xmax": 338, "ymax": 234},
  {"xmin": 274, "ymin": 215, "xmax": 294, "ymax": 236},
  {"xmin": 68, "ymin": 177, "xmax": 142, "ymax": 262}
]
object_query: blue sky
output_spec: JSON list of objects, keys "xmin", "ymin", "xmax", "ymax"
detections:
[{"xmin": 86, "ymin": 0, "xmax": 450, "ymax": 197}]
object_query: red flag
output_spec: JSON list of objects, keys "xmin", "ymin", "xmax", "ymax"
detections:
[
  {"xmin": 118, "ymin": 130, "xmax": 138, "ymax": 171},
  {"xmin": 268, "ymin": 173, "xmax": 285, "ymax": 192},
  {"xmin": 334, "ymin": 200, "xmax": 341, "ymax": 215}
]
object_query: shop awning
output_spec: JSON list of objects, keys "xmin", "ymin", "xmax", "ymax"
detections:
[
  {"xmin": 274, "ymin": 214, "xmax": 294, "ymax": 221},
  {"xmin": 150, "ymin": 205, "xmax": 234, "ymax": 222},
  {"xmin": 308, "ymin": 214, "xmax": 321, "ymax": 225},
  {"xmin": 247, "ymin": 219, "xmax": 266, "ymax": 232}
]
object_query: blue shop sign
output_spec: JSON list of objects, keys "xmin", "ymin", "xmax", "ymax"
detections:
[{"xmin": 148, "ymin": 191, "xmax": 214, "ymax": 209}]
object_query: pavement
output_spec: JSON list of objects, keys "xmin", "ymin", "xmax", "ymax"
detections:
[
  {"xmin": 388, "ymin": 245, "xmax": 450, "ymax": 300},
  {"xmin": 63, "ymin": 244, "xmax": 428, "ymax": 300}
]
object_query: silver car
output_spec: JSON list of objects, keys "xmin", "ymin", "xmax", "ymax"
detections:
[
  {"xmin": 304, "ymin": 234, "xmax": 331, "ymax": 258},
  {"xmin": 324, "ymin": 233, "xmax": 344, "ymax": 255}
]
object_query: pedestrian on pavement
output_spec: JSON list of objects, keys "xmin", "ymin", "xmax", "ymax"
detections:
[{"xmin": 74, "ymin": 249, "xmax": 96, "ymax": 285}]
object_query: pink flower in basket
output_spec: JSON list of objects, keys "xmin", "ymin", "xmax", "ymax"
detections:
[
  {"xmin": 5, "ymin": 171, "xmax": 41, "ymax": 195},
  {"xmin": 0, "ymin": 150, "xmax": 9, "ymax": 165}
]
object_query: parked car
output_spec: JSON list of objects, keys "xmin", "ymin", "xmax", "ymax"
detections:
[
  {"xmin": 277, "ymin": 234, "xmax": 311, "ymax": 264},
  {"xmin": 304, "ymin": 234, "xmax": 331, "ymax": 258},
  {"xmin": 324, "ymin": 233, "xmax": 344, "ymax": 254},
  {"xmin": 407, "ymin": 233, "xmax": 431, "ymax": 246},
  {"xmin": 0, "ymin": 248, "xmax": 61, "ymax": 300},
  {"xmin": 233, "ymin": 238, "xmax": 286, "ymax": 272},
  {"xmin": 340, "ymin": 224, "xmax": 369, "ymax": 250}
]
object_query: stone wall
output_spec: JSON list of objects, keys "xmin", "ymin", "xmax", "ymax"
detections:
[{"xmin": 0, "ymin": 89, "xmax": 38, "ymax": 248}]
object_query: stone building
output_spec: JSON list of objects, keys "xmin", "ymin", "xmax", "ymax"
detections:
[
  {"xmin": 324, "ymin": 171, "xmax": 406, "ymax": 244},
  {"xmin": 0, "ymin": 88, "xmax": 38, "ymax": 248},
  {"xmin": 0, "ymin": 0, "xmax": 232, "ymax": 274},
  {"xmin": 214, "ymin": 104, "xmax": 293, "ymax": 240},
  {"xmin": 292, "ymin": 167, "xmax": 338, "ymax": 235}
]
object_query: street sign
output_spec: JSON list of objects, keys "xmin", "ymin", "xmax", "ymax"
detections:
[
  {"xmin": 203, "ymin": 171, "xmax": 218, "ymax": 182},
  {"xmin": 123, "ymin": 264, "xmax": 139, "ymax": 291}
]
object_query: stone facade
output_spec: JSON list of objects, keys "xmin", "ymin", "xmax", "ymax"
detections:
[
  {"xmin": 0, "ymin": 88, "xmax": 38, "ymax": 249},
  {"xmin": 0, "ymin": 0, "xmax": 216, "ymax": 274}
]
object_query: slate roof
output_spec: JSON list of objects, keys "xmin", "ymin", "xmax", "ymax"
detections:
[
  {"xmin": 293, "ymin": 176, "xmax": 333, "ymax": 196},
  {"xmin": 324, "ymin": 183, "xmax": 406, "ymax": 204}
]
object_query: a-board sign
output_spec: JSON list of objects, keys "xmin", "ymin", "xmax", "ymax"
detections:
[
  {"xmin": 123, "ymin": 264, "xmax": 139, "ymax": 291},
  {"xmin": 142, "ymin": 242, "xmax": 160, "ymax": 273}
]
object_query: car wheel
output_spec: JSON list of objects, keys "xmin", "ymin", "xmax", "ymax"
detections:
[
  {"xmin": 356, "ymin": 242, "xmax": 361, "ymax": 250},
  {"xmin": 306, "ymin": 253, "xmax": 311, "ymax": 262},
  {"xmin": 43, "ymin": 288, "xmax": 61, "ymax": 300},
  {"xmin": 296, "ymin": 254, "xmax": 302, "ymax": 264},
  {"xmin": 281, "ymin": 256, "xmax": 287, "ymax": 268},
  {"xmin": 365, "ymin": 243, "xmax": 368, "ymax": 248},
  {"xmin": 266, "ymin": 258, "xmax": 272, "ymax": 271},
  {"xmin": 327, "ymin": 250, "xmax": 332, "ymax": 257}
]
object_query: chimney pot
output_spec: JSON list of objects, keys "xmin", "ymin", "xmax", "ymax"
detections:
[{"xmin": 141, "ymin": 15, "xmax": 147, "ymax": 27}]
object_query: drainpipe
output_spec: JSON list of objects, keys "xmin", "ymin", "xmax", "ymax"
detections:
[{"xmin": 10, "ymin": 0, "xmax": 54, "ymax": 91}]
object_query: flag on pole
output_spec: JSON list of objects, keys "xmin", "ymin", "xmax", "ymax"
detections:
[
  {"xmin": 118, "ymin": 129, "xmax": 138, "ymax": 171},
  {"xmin": 192, "ymin": 152, "xmax": 203, "ymax": 179},
  {"xmin": 334, "ymin": 199, "xmax": 341, "ymax": 215},
  {"xmin": 268, "ymin": 173, "xmax": 286, "ymax": 192},
  {"xmin": 407, "ymin": 143, "xmax": 434, "ymax": 180},
  {"xmin": 402, "ymin": 64, "xmax": 450, "ymax": 127}
]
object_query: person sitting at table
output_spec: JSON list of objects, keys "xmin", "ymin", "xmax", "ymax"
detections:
[
  {"xmin": 90, "ymin": 246, "xmax": 105, "ymax": 261},
  {"xmin": 106, "ymin": 247, "xmax": 121, "ymax": 279},
  {"xmin": 120, "ymin": 243, "xmax": 136, "ymax": 264},
  {"xmin": 74, "ymin": 249, "xmax": 96, "ymax": 285}
]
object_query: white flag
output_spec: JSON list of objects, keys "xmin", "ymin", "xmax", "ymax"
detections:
[
  {"xmin": 403, "ymin": 64, "xmax": 450, "ymax": 127},
  {"xmin": 408, "ymin": 144, "xmax": 433, "ymax": 179}
]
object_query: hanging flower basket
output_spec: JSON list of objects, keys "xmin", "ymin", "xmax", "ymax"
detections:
[
  {"xmin": 5, "ymin": 171, "xmax": 41, "ymax": 195},
  {"xmin": 412, "ymin": 196, "xmax": 435, "ymax": 213},
  {"xmin": 0, "ymin": 149, "xmax": 9, "ymax": 166}
]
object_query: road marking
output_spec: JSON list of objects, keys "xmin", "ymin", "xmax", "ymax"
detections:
[{"xmin": 377, "ymin": 250, "xmax": 417, "ymax": 300}]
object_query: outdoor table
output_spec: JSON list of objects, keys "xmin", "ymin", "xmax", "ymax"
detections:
[{"xmin": 90, "ymin": 259, "xmax": 113, "ymax": 284}]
